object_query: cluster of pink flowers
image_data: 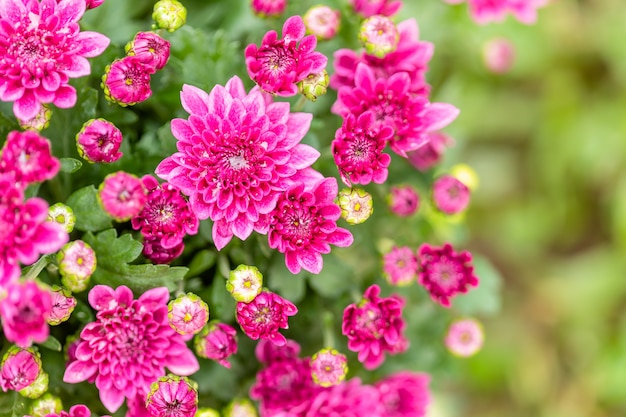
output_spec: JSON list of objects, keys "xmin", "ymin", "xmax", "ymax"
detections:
[{"xmin": 444, "ymin": 0, "xmax": 547, "ymax": 25}]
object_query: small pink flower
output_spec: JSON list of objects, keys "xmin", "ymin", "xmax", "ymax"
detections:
[
  {"xmin": 349, "ymin": 0, "xmax": 402, "ymax": 17},
  {"xmin": 342, "ymin": 284, "xmax": 407, "ymax": 370},
  {"xmin": 0, "ymin": 130, "xmax": 60, "ymax": 189},
  {"xmin": 0, "ymin": 0, "xmax": 110, "ymax": 121},
  {"xmin": 382, "ymin": 246, "xmax": 418, "ymax": 286},
  {"xmin": 417, "ymin": 243, "xmax": 479, "ymax": 307},
  {"xmin": 102, "ymin": 56, "xmax": 154, "ymax": 106},
  {"xmin": 445, "ymin": 318, "xmax": 484, "ymax": 357},
  {"xmin": 86, "ymin": 0, "xmax": 106, "ymax": 9},
  {"xmin": 142, "ymin": 235, "xmax": 184, "ymax": 264},
  {"xmin": 57, "ymin": 240, "xmax": 96, "ymax": 293},
  {"xmin": 303, "ymin": 6, "xmax": 341, "ymax": 40},
  {"xmin": 255, "ymin": 338, "xmax": 301, "ymax": 364},
  {"xmin": 168, "ymin": 293, "xmax": 209, "ymax": 336},
  {"xmin": 310, "ymin": 348, "xmax": 348, "ymax": 387},
  {"xmin": 466, "ymin": 0, "xmax": 546, "ymax": 24},
  {"xmin": 63, "ymin": 285, "xmax": 200, "ymax": 413},
  {"xmin": 358, "ymin": 15, "xmax": 400, "ymax": 58},
  {"xmin": 251, "ymin": 0, "xmax": 286, "ymax": 17},
  {"xmin": 245, "ymin": 15, "xmax": 328, "ymax": 96},
  {"xmin": 126, "ymin": 32, "xmax": 171, "ymax": 71},
  {"xmin": 194, "ymin": 321, "xmax": 238, "ymax": 368},
  {"xmin": 98, "ymin": 171, "xmax": 147, "ymax": 221},
  {"xmin": 432, "ymin": 175, "xmax": 470, "ymax": 215},
  {"xmin": 76, "ymin": 118, "xmax": 124, "ymax": 164},
  {"xmin": 265, "ymin": 177, "xmax": 354, "ymax": 274},
  {"xmin": 236, "ymin": 290, "xmax": 297, "ymax": 346},
  {"xmin": 483, "ymin": 38, "xmax": 515, "ymax": 74},
  {"xmin": 0, "ymin": 347, "xmax": 42, "ymax": 392},
  {"xmin": 332, "ymin": 112, "xmax": 392, "ymax": 187},
  {"xmin": 47, "ymin": 286, "xmax": 77, "ymax": 325},
  {"xmin": 376, "ymin": 371, "xmax": 431, "ymax": 417},
  {"xmin": 146, "ymin": 375, "xmax": 198, "ymax": 417},
  {"xmin": 305, "ymin": 378, "xmax": 384, "ymax": 417},
  {"xmin": 387, "ymin": 184, "xmax": 420, "ymax": 216},
  {"xmin": 0, "ymin": 280, "xmax": 52, "ymax": 348},
  {"xmin": 407, "ymin": 132, "xmax": 454, "ymax": 171}
]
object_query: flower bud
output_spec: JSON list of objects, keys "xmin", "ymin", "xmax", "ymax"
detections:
[
  {"xmin": 196, "ymin": 408, "xmax": 221, "ymax": 417},
  {"xmin": 47, "ymin": 286, "xmax": 77, "ymax": 326},
  {"xmin": 98, "ymin": 171, "xmax": 147, "ymax": 221},
  {"xmin": 250, "ymin": 0, "xmax": 286, "ymax": 18},
  {"xmin": 432, "ymin": 175, "xmax": 470, "ymax": 215},
  {"xmin": 382, "ymin": 246, "xmax": 418, "ymax": 286},
  {"xmin": 337, "ymin": 187, "xmax": 373, "ymax": 225},
  {"xmin": 358, "ymin": 15, "xmax": 399, "ymax": 58},
  {"xmin": 483, "ymin": 38, "xmax": 515, "ymax": 74},
  {"xmin": 125, "ymin": 31, "xmax": 171, "ymax": 71},
  {"xmin": 450, "ymin": 163, "xmax": 479, "ymax": 191},
  {"xmin": 19, "ymin": 371, "xmax": 48, "ymax": 399},
  {"xmin": 18, "ymin": 105, "xmax": 52, "ymax": 132},
  {"xmin": 387, "ymin": 184, "xmax": 419, "ymax": 217},
  {"xmin": 194, "ymin": 321, "xmax": 238, "ymax": 368},
  {"xmin": 303, "ymin": 6, "xmax": 341, "ymax": 40},
  {"xmin": 168, "ymin": 293, "xmax": 210, "ymax": 336},
  {"xmin": 310, "ymin": 348, "xmax": 348, "ymax": 387},
  {"xmin": 298, "ymin": 70, "xmax": 329, "ymax": 102},
  {"xmin": 147, "ymin": 375, "xmax": 198, "ymax": 417},
  {"xmin": 57, "ymin": 240, "xmax": 97, "ymax": 293},
  {"xmin": 30, "ymin": 393, "xmax": 64, "ymax": 417},
  {"xmin": 102, "ymin": 56, "xmax": 154, "ymax": 107},
  {"xmin": 223, "ymin": 398, "xmax": 257, "ymax": 417},
  {"xmin": 47, "ymin": 203, "xmax": 76, "ymax": 234},
  {"xmin": 0, "ymin": 347, "xmax": 42, "ymax": 392},
  {"xmin": 445, "ymin": 318, "xmax": 484, "ymax": 357},
  {"xmin": 152, "ymin": 0, "xmax": 187, "ymax": 32},
  {"xmin": 226, "ymin": 264, "xmax": 263, "ymax": 303},
  {"xmin": 76, "ymin": 118, "xmax": 123, "ymax": 164}
]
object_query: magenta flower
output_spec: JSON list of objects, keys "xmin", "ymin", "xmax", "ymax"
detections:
[
  {"xmin": 146, "ymin": 375, "xmax": 198, "ymax": 417},
  {"xmin": 334, "ymin": 64, "xmax": 459, "ymax": 157},
  {"xmin": 466, "ymin": 0, "xmax": 546, "ymax": 24},
  {"xmin": 303, "ymin": 6, "xmax": 341, "ymax": 40},
  {"xmin": 483, "ymin": 38, "xmax": 515, "ymax": 73},
  {"xmin": 432, "ymin": 175, "xmax": 471, "ymax": 215},
  {"xmin": 245, "ymin": 15, "xmax": 328, "ymax": 96},
  {"xmin": 376, "ymin": 371, "xmax": 431, "ymax": 417},
  {"xmin": 387, "ymin": 184, "xmax": 420, "ymax": 217},
  {"xmin": 76, "ymin": 118, "xmax": 124, "ymax": 164},
  {"xmin": 0, "ymin": 347, "xmax": 41, "ymax": 392},
  {"xmin": 155, "ymin": 77, "xmax": 320, "ymax": 250},
  {"xmin": 63, "ymin": 285, "xmax": 200, "ymax": 413},
  {"xmin": 194, "ymin": 321, "xmax": 238, "ymax": 368},
  {"xmin": 24, "ymin": 404, "xmax": 93, "ymax": 417},
  {"xmin": 236, "ymin": 290, "xmax": 297, "ymax": 346},
  {"xmin": 310, "ymin": 348, "xmax": 348, "ymax": 387},
  {"xmin": 0, "ymin": 0, "xmax": 110, "ymax": 120},
  {"xmin": 47, "ymin": 286, "xmax": 77, "ymax": 325},
  {"xmin": 382, "ymin": 246, "xmax": 419, "ymax": 286},
  {"xmin": 358, "ymin": 15, "xmax": 399, "ymax": 58},
  {"xmin": 142, "ymin": 235, "xmax": 184, "ymax": 264},
  {"xmin": 264, "ymin": 177, "xmax": 354, "ymax": 274},
  {"xmin": 131, "ymin": 175, "xmax": 199, "ymax": 251},
  {"xmin": 0, "ymin": 130, "xmax": 60, "ymax": 189},
  {"xmin": 417, "ymin": 243, "xmax": 479, "ymax": 307},
  {"xmin": 407, "ymin": 132, "xmax": 454, "ymax": 171},
  {"xmin": 251, "ymin": 0, "xmax": 286, "ymax": 17},
  {"xmin": 255, "ymin": 338, "xmax": 301, "ymax": 364},
  {"xmin": 445, "ymin": 318, "xmax": 484, "ymax": 357},
  {"xmin": 305, "ymin": 378, "xmax": 384, "ymax": 417},
  {"xmin": 332, "ymin": 112, "xmax": 392, "ymax": 187},
  {"xmin": 342, "ymin": 284, "xmax": 407, "ymax": 370},
  {"xmin": 331, "ymin": 19, "xmax": 433, "ymax": 96},
  {"xmin": 348, "ymin": 0, "xmax": 402, "ymax": 17},
  {"xmin": 0, "ymin": 280, "xmax": 52, "ymax": 348},
  {"xmin": 98, "ymin": 171, "xmax": 147, "ymax": 221},
  {"xmin": 102, "ymin": 56, "xmax": 154, "ymax": 106},
  {"xmin": 126, "ymin": 31, "xmax": 171, "ymax": 71},
  {"xmin": 167, "ymin": 293, "xmax": 209, "ymax": 336}
]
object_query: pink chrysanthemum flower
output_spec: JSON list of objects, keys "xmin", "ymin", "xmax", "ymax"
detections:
[
  {"xmin": 264, "ymin": 177, "xmax": 354, "ymax": 274},
  {"xmin": 465, "ymin": 0, "xmax": 547, "ymax": 24},
  {"xmin": 47, "ymin": 286, "xmax": 77, "ymax": 325},
  {"xmin": 332, "ymin": 112, "xmax": 392, "ymax": 187},
  {"xmin": 126, "ymin": 31, "xmax": 171, "ymax": 71},
  {"xmin": 131, "ymin": 175, "xmax": 199, "ymax": 251},
  {"xmin": 382, "ymin": 246, "xmax": 418, "ymax": 286},
  {"xmin": 310, "ymin": 348, "xmax": 348, "ymax": 387},
  {"xmin": 251, "ymin": 0, "xmax": 286, "ymax": 17},
  {"xmin": 0, "ymin": 176, "xmax": 68, "ymax": 286},
  {"xmin": 245, "ymin": 15, "xmax": 328, "ymax": 96},
  {"xmin": 146, "ymin": 375, "xmax": 198, "ymax": 417},
  {"xmin": 333, "ymin": 64, "xmax": 459, "ymax": 157},
  {"xmin": 358, "ymin": 15, "xmax": 399, "ymax": 58},
  {"xmin": 432, "ymin": 175, "xmax": 471, "ymax": 215},
  {"xmin": 483, "ymin": 37, "xmax": 515, "ymax": 74},
  {"xmin": 342, "ymin": 284, "xmax": 407, "ymax": 370},
  {"xmin": 76, "ymin": 118, "xmax": 123, "ymax": 164},
  {"xmin": 387, "ymin": 184, "xmax": 419, "ymax": 217},
  {"xmin": 167, "ymin": 293, "xmax": 209, "ymax": 336},
  {"xmin": 303, "ymin": 6, "xmax": 341, "ymax": 40},
  {"xmin": 445, "ymin": 318, "xmax": 484, "ymax": 357},
  {"xmin": 236, "ymin": 290, "xmax": 297, "ymax": 346},
  {"xmin": 255, "ymin": 338, "xmax": 301, "ymax": 364},
  {"xmin": 0, "ymin": 0, "xmax": 110, "ymax": 121},
  {"xmin": 0, "ymin": 347, "xmax": 42, "ymax": 392},
  {"xmin": 63, "ymin": 285, "xmax": 200, "ymax": 413},
  {"xmin": 376, "ymin": 371, "xmax": 431, "ymax": 417},
  {"xmin": 194, "ymin": 321, "xmax": 238, "ymax": 368},
  {"xmin": 142, "ymin": 235, "xmax": 184, "ymax": 264},
  {"xmin": 331, "ymin": 19, "xmax": 433, "ymax": 96},
  {"xmin": 155, "ymin": 78, "xmax": 320, "ymax": 250},
  {"xmin": 305, "ymin": 378, "xmax": 384, "ymax": 417},
  {"xmin": 417, "ymin": 243, "xmax": 480, "ymax": 307},
  {"xmin": 407, "ymin": 132, "xmax": 454, "ymax": 171},
  {"xmin": 0, "ymin": 130, "xmax": 60, "ymax": 189},
  {"xmin": 102, "ymin": 55, "xmax": 154, "ymax": 106},
  {"xmin": 348, "ymin": 0, "xmax": 402, "ymax": 17},
  {"xmin": 0, "ymin": 280, "xmax": 52, "ymax": 348},
  {"xmin": 98, "ymin": 171, "xmax": 147, "ymax": 221}
]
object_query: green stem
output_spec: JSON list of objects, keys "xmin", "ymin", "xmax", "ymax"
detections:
[
  {"xmin": 24, "ymin": 256, "xmax": 49, "ymax": 280},
  {"xmin": 293, "ymin": 95, "xmax": 307, "ymax": 112},
  {"xmin": 322, "ymin": 311, "xmax": 335, "ymax": 348},
  {"xmin": 175, "ymin": 279, "xmax": 185, "ymax": 297}
]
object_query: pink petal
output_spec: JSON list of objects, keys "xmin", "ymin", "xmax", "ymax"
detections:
[
  {"xmin": 166, "ymin": 347, "xmax": 200, "ymax": 375},
  {"xmin": 30, "ymin": 222, "xmax": 68, "ymax": 256},
  {"xmin": 282, "ymin": 112, "xmax": 312, "ymax": 147},
  {"xmin": 289, "ymin": 144, "xmax": 320, "ymax": 169},
  {"xmin": 88, "ymin": 285, "xmax": 116, "ymax": 310},
  {"xmin": 212, "ymin": 220, "xmax": 234, "ymax": 251},
  {"xmin": 354, "ymin": 63, "xmax": 375, "ymax": 93},
  {"xmin": 327, "ymin": 228, "xmax": 353, "ymax": 247},
  {"xmin": 99, "ymin": 386, "xmax": 125, "ymax": 413},
  {"xmin": 75, "ymin": 31, "xmax": 110, "ymax": 57},
  {"xmin": 313, "ymin": 177, "xmax": 338, "ymax": 203},
  {"xmin": 225, "ymin": 75, "xmax": 246, "ymax": 99},
  {"xmin": 299, "ymin": 250, "xmax": 323, "ymax": 274},
  {"xmin": 138, "ymin": 286, "xmax": 170, "ymax": 307},
  {"xmin": 53, "ymin": 85, "xmax": 77, "ymax": 108},
  {"xmin": 285, "ymin": 251, "xmax": 301, "ymax": 274},
  {"xmin": 56, "ymin": 0, "xmax": 86, "ymax": 25},
  {"xmin": 422, "ymin": 103, "xmax": 460, "ymax": 132},
  {"xmin": 181, "ymin": 84, "xmax": 210, "ymax": 115},
  {"xmin": 0, "ymin": 0, "xmax": 26, "ymax": 24},
  {"xmin": 0, "ymin": 79, "xmax": 24, "ymax": 101},
  {"xmin": 13, "ymin": 90, "xmax": 40, "ymax": 120},
  {"xmin": 64, "ymin": 56, "xmax": 91, "ymax": 78},
  {"xmin": 282, "ymin": 15, "xmax": 305, "ymax": 42},
  {"xmin": 63, "ymin": 360, "xmax": 97, "ymax": 384}
]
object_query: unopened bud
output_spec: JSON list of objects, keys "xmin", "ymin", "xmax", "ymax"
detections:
[
  {"xmin": 19, "ymin": 371, "xmax": 48, "ymax": 399},
  {"xmin": 18, "ymin": 105, "xmax": 52, "ymax": 132},
  {"xmin": 358, "ymin": 15, "xmax": 399, "ymax": 58},
  {"xmin": 310, "ymin": 348, "xmax": 348, "ymax": 387},
  {"xmin": 57, "ymin": 240, "xmax": 96, "ymax": 293},
  {"xmin": 47, "ymin": 203, "xmax": 76, "ymax": 234},
  {"xmin": 450, "ymin": 163, "xmax": 479, "ymax": 191},
  {"xmin": 337, "ymin": 187, "xmax": 373, "ymax": 225},
  {"xmin": 226, "ymin": 265, "xmax": 263, "ymax": 303},
  {"xmin": 223, "ymin": 398, "xmax": 257, "ymax": 417},
  {"xmin": 168, "ymin": 293, "xmax": 210, "ymax": 336},
  {"xmin": 152, "ymin": 0, "xmax": 187, "ymax": 32},
  {"xmin": 303, "ymin": 5, "xmax": 341, "ymax": 40},
  {"xmin": 47, "ymin": 286, "xmax": 77, "ymax": 326},
  {"xmin": 30, "ymin": 393, "xmax": 64, "ymax": 417},
  {"xmin": 298, "ymin": 70, "xmax": 329, "ymax": 102}
]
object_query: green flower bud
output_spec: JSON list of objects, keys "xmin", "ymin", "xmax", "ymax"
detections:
[
  {"xmin": 30, "ymin": 393, "xmax": 64, "ymax": 417},
  {"xmin": 19, "ymin": 372, "xmax": 48, "ymax": 399},
  {"xmin": 47, "ymin": 203, "xmax": 76, "ymax": 234},
  {"xmin": 298, "ymin": 70, "xmax": 329, "ymax": 102},
  {"xmin": 358, "ymin": 15, "xmax": 399, "ymax": 58},
  {"xmin": 57, "ymin": 240, "xmax": 96, "ymax": 293},
  {"xmin": 152, "ymin": 0, "xmax": 187, "ymax": 32},
  {"xmin": 337, "ymin": 188, "xmax": 373, "ymax": 225},
  {"xmin": 226, "ymin": 265, "xmax": 263, "ymax": 303}
]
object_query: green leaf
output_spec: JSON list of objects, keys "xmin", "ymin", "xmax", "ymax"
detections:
[
  {"xmin": 59, "ymin": 157, "xmax": 83, "ymax": 174},
  {"xmin": 186, "ymin": 249, "xmax": 217, "ymax": 277},
  {"xmin": 83, "ymin": 229, "xmax": 188, "ymax": 293},
  {"xmin": 65, "ymin": 185, "xmax": 112, "ymax": 232},
  {"xmin": 39, "ymin": 335, "xmax": 62, "ymax": 352},
  {"xmin": 267, "ymin": 254, "xmax": 306, "ymax": 303},
  {"xmin": 210, "ymin": 272, "xmax": 235, "ymax": 323},
  {"xmin": 0, "ymin": 391, "xmax": 27, "ymax": 417},
  {"xmin": 453, "ymin": 255, "xmax": 503, "ymax": 316},
  {"xmin": 307, "ymin": 253, "xmax": 355, "ymax": 299}
]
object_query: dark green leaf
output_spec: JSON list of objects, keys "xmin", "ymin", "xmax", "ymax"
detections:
[
  {"xmin": 186, "ymin": 249, "xmax": 217, "ymax": 277},
  {"xmin": 307, "ymin": 253, "xmax": 355, "ymax": 299},
  {"xmin": 267, "ymin": 254, "xmax": 306, "ymax": 303},
  {"xmin": 59, "ymin": 157, "xmax": 83, "ymax": 174},
  {"xmin": 39, "ymin": 335, "xmax": 62, "ymax": 352},
  {"xmin": 65, "ymin": 185, "xmax": 112, "ymax": 232}
]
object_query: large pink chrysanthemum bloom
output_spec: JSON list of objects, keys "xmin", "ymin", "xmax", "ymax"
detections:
[
  {"xmin": 305, "ymin": 378, "xmax": 384, "ymax": 417},
  {"xmin": 0, "ymin": 130, "xmax": 60, "ymax": 189},
  {"xmin": 63, "ymin": 285, "xmax": 200, "ymax": 413},
  {"xmin": 236, "ymin": 290, "xmax": 297, "ymax": 346},
  {"xmin": 0, "ymin": 175, "xmax": 69, "ymax": 287},
  {"xmin": 245, "ymin": 15, "xmax": 328, "ymax": 96},
  {"xmin": 376, "ymin": 371, "xmax": 431, "ymax": 417},
  {"xmin": 456, "ymin": 0, "xmax": 547, "ymax": 24},
  {"xmin": 262, "ymin": 177, "xmax": 353, "ymax": 274},
  {"xmin": 0, "ymin": 0, "xmax": 110, "ymax": 121},
  {"xmin": 331, "ymin": 19, "xmax": 433, "ymax": 97},
  {"xmin": 333, "ymin": 64, "xmax": 459, "ymax": 158},
  {"xmin": 348, "ymin": 0, "xmax": 402, "ymax": 17},
  {"xmin": 342, "ymin": 284, "xmax": 408, "ymax": 370},
  {"xmin": 155, "ymin": 77, "xmax": 321, "ymax": 250},
  {"xmin": 0, "ymin": 280, "xmax": 52, "ymax": 348},
  {"xmin": 417, "ymin": 243, "xmax": 480, "ymax": 307}
]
